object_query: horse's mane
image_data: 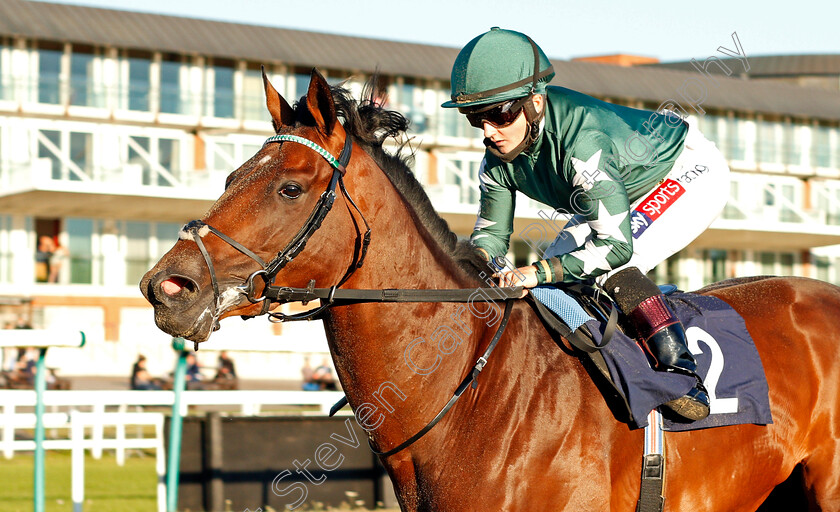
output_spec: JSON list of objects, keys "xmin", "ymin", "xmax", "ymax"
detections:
[{"xmin": 295, "ymin": 79, "xmax": 487, "ymax": 280}]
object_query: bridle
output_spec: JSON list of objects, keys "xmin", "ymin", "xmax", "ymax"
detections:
[
  {"xmin": 179, "ymin": 127, "xmax": 527, "ymax": 457},
  {"xmin": 181, "ymin": 131, "xmax": 370, "ymax": 325}
]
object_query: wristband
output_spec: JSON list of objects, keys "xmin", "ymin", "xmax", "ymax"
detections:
[{"xmin": 532, "ymin": 262, "xmax": 547, "ymax": 284}]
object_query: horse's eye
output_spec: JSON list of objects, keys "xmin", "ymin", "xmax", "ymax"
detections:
[{"xmin": 280, "ymin": 183, "xmax": 302, "ymax": 199}]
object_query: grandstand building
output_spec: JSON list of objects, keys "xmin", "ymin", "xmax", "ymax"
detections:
[{"xmin": 0, "ymin": 0, "xmax": 838, "ymax": 378}]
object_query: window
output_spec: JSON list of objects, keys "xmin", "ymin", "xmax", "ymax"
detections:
[
  {"xmin": 705, "ymin": 249, "xmax": 727, "ymax": 285},
  {"xmin": 760, "ymin": 252, "xmax": 775, "ymax": 276},
  {"xmin": 697, "ymin": 115, "xmax": 720, "ymax": 146},
  {"xmin": 815, "ymin": 255, "xmax": 830, "ymax": 282},
  {"xmin": 758, "ymin": 121, "xmax": 782, "ymax": 164},
  {"xmin": 811, "ymin": 126, "xmax": 834, "ymax": 168},
  {"xmin": 395, "ymin": 81, "xmax": 427, "ymax": 133},
  {"xmin": 125, "ymin": 221, "xmax": 150, "ymax": 286},
  {"xmin": 783, "ymin": 123, "xmax": 801, "ymax": 165},
  {"xmin": 38, "ymin": 130, "xmax": 93, "ymax": 181},
  {"xmin": 128, "ymin": 57, "xmax": 151, "ymax": 111},
  {"xmin": 66, "ymin": 218, "xmax": 98, "ymax": 284},
  {"xmin": 159, "ymin": 58, "xmax": 183, "ymax": 114},
  {"xmin": 0, "ymin": 215, "xmax": 11, "ymax": 284},
  {"xmin": 124, "ymin": 221, "xmax": 181, "ymax": 286},
  {"xmin": 38, "ymin": 47, "xmax": 62, "ymax": 104},
  {"xmin": 69, "ymin": 50, "xmax": 99, "ymax": 107},
  {"xmin": 38, "ymin": 129, "xmax": 61, "ymax": 179},
  {"xmin": 725, "ymin": 117, "xmax": 746, "ymax": 160},
  {"xmin": 127, "ymin": 135, "xmax": 182, "ymax": 186},
  {"xmin": 293, "ymin": 71, "xmax": 310, "ymax": 103},
  {"xmin": 241, "ymin": 67, "xmax": 264, "ymax": 121},
  {"xmin": 213, "ymin": 64, "xmax": 234, "ymax": 118}
]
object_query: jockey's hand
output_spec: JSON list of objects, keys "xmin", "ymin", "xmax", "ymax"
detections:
[{"xmin": 494, "ymin": 265, "xmax": 538, "ymax": 293}]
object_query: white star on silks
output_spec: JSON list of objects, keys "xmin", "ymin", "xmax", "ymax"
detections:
[
  {"xmin": 575, "ymin": 240, "xmax": 617, "ymax": 275},
  {"xmin": 570, "ymin": 149, "xmax": 611, "ymax": 191},
  {"xmin": 589, "ymin": 200, "xmax": 629, "ymax": 244}
]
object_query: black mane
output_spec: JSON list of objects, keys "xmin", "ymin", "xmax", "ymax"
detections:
[{"xmin": 296, "ymin": 79, "xmax": 487, "ymax": 280}]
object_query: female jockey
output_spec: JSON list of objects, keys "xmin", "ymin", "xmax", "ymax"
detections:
[{"xmin": 442, "ymin": 28, "xmax": 731, "ymax": 421}]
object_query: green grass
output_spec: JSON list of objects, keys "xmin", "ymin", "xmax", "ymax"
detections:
[{"xmin": 0, "ymin": 451, "xmax": 158, "ymax": 512}]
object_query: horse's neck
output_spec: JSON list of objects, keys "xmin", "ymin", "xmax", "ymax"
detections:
[{"xmin": 323, "ymin": 164, "xmax": 491, "ymax": 440}]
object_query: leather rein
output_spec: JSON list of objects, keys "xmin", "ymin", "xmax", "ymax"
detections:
[{"xmin": 180, "ymin": 128, "xmax": 522, "ymax": 457}]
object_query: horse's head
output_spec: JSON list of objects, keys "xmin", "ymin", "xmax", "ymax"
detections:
[{"xmin": 140, "ymin": 69, "xmax": 365, "ymax": 342}]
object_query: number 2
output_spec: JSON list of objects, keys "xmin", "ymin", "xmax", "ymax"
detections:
[{"xmin": 685, "ymin": 326, "xmax": 739, "ymax": 415}]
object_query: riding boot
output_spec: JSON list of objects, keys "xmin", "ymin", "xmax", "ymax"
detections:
[
  {"xmin": 604, "ymin": 267, "xmax": 710, "ymax": 421},
  {"xmin": 627, "ymin": 295, "xmax": 710, "ymax": 421}
]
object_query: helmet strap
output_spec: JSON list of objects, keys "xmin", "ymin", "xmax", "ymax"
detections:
[{"xmin": 484, "ymin": 95, "xmax": 546, "ymax": 163}]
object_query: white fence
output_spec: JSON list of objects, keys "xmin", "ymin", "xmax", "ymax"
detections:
[{"xmin": 1, "ymin": 389, "xmax": 347, "ymax": 460}]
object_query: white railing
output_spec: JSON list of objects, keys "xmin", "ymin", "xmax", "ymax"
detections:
[{"xmin": 1, "ymin": 389, "xmax": 347, "ymax": 460}]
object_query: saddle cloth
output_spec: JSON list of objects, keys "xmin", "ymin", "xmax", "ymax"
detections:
[{"xmin": 533, "ymin": 286, "xmax": 773, "ymax": 431}]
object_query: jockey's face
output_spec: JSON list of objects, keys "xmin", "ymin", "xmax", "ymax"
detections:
[{"xmin": 480, "ymin": 94, "xmax": 544, "ymax": 155}]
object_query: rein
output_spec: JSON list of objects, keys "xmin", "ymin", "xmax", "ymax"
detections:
[{"xmin": 180, "ymin": 128, "xmax": 524, "ymax": 457}]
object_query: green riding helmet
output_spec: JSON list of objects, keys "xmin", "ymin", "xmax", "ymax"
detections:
[{"xmin": 442, "ymin": 27, "xmax": 555, "ymax": 110}]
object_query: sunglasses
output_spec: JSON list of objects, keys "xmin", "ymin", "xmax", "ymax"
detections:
[{"xmin": 462, "ymin": 96, "xmax": 530, "ymax": 129}]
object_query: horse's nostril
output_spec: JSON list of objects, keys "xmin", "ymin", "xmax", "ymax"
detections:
[{"xmin": 160, "ymin": 276, "xmax": 196, "ymax": 297}]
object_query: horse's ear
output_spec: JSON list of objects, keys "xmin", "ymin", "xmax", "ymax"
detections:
[
  {"xmin": 305, "ymin": 68, "xmax": 337, "ymax": 137},
  {"xmin": 262, "ymin": 66, "xmax": 294, "ymax": 132}
]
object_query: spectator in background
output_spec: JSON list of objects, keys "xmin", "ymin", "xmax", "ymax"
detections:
[
  {"xmin": 49, "ymin": 241, "xmax": 68, "ymax": 284},
  {"xmin": 185, "ymin": 353, "xmax": 203, "ymax": 390},
  {"xmin": 35, "ymin": 236, "xmax": 55, "ymax": 283},
  {"xmin": 130, "ymin": 354, "xmax": 161, "ymax": 390},
  {"xmin": 301, "ymin": 356, "xmax": 318, "ymax": 391},
  {"xmin": 215, "ymin": 351, "xmax": 237, "ymax": 380},
  {"xmin": 312, "ymin": 358, "xmax": 337, "ymax": 391}
]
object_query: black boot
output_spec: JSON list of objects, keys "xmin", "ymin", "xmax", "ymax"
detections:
[
  {"xmin": 604, "ymin": 268, "xmax": 710, "ymax": 422},
  {"xmin": 628, "ymin": 295, "xmax": 710, "ymax": 421}
]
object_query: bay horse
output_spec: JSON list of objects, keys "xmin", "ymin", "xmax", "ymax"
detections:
[{"xmin": 140, "ymin": 69, "xmax": 840, "ymax": 511}]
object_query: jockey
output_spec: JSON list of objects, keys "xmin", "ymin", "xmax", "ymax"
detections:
[{"xmin": 442, "ymin": 28, "xmax": 731, "ymax": 422}]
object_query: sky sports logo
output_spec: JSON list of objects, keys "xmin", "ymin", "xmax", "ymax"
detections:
[{"xmin": 630, "ymin": 179, "xmax": 686, "ymax": 239}]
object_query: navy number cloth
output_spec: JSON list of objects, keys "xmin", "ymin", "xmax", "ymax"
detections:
[{"xmin": 536, "ymin": 288, "xmax": 773, "ymax": 431}]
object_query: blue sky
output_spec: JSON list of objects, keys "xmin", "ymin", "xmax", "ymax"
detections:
[{"xmin": 35, "ymin": 0, "xmax": 840, "ymax": 62}]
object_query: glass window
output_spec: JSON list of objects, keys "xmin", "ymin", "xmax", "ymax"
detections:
[
  {"xmin": 160, "ymin": 59, "xmax": 182, "ymax": 114},
  {"xmin": 38, "ymin": 130, "xmax": 62, "ymax": 180},
  {"xmin": 128, "ymin": 57, "xmax": 151, "ymax": 111},
  {"xmin": 155, "ymin": 223, "xmax": 181, "ymax": 258},
  {"xmin": 208, "ymin": 141, "xmax": 235, "ymax": 171},
  {"xmin": 242, "ymin": 68, "xmax": 264, "ymax": 121},
  {"xmin": 158, "ymin": 138, "xmax": 180, "ymax": 184},
  {"xmin": 0, "ymin": 215, "xmax": 11, "ymax": 284},
  {"xmin": 128, "ymin": 135, "xmax": 152, "ymax": 185},
  {"xmin": 705, "ymin": 249, "xmax": 727, "ymax": 285},
  {"xmin": 697, "ymin": 115, "xmax": 719, "ymax": 146},
  {"xmin": 724, "ymin": 117, "xmax": 746, "ymax": 161},
  {"xmin": 760, "ymin": 252, "xmax": 776, "ymax": 275},
  {"xmin": 69, "ymin": 132, "xmax": 92, "ymax": 181},
  {"xmin": 395, "ymin": 82, "xmax": 427, "ymax": 133},
  {"xmin": 38, "ymin": 48, "xmax": 62, "ymax": 104},
  {"xmin": 66, "ymin": 218, "xmax": 95, "ymax": 284},
  {"xmin": 758, "ymin": 121, "xmax": 781, "ymax": 164},
  {"xmin": 125, "ymin": 221, "xmax": 150, "ymax": 286},
  {"xmin": 70, "ymin": 51, "xmax": 97, "ymax": 107},
  {"xmin": 294, "ymin": 72, "xmax": 309, "ymax": 103},
  {"xmin": 812, "ymin": 126, "xmax": 833, "ymax": 168},
  {"xmin": 783, "ymin": 124, "xmax": 801, "ymax": 165},
  {"xmin": 780, "ymin": 253, "xmax": 794, "ymax": 276},
  {"xmin": 815, "ymin": 255, "xmax": 830, "ymax": 282},
  {"xmin": 213, "ymin": 64, "xmax": 234, "ymax": 118}
]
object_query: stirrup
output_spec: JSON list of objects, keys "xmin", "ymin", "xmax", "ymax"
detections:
[{"xmin": 661, "ymin": 381, "xmax": 710, "ymax": 421}]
